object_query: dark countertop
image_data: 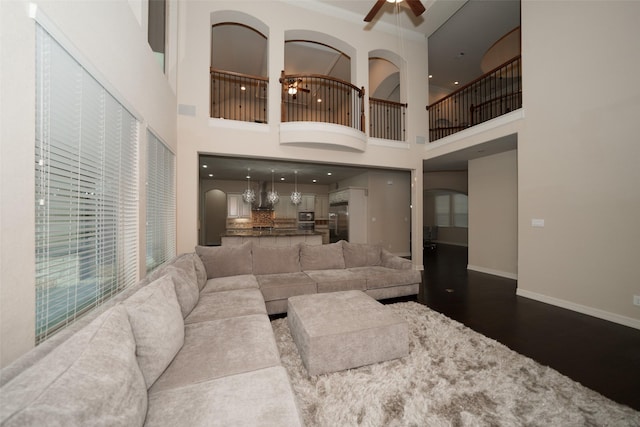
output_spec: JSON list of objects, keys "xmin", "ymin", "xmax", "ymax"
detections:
[{"xmin": 221, "ymin": 229, "xmax": 323, "ymax": 237}]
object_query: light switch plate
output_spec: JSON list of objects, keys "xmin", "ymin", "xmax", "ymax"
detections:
[{"xmin": 531, "ymin": 218, "xmax": 545, "ymax": 228}]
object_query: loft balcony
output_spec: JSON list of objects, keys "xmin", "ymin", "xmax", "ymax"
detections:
[
  {"xmin": 210, "ymin": 68, "xmax": 268, "ymax": 124},
  {"xmin": 427, "ymin": 55, "xmax": 522, "ymax": 142},
  {"xmin": 369, "ymin": 98, "xmax": 407, "ymax": 142},
  {"xmin": 279, "ymin": 71, "xmax": 365, "ymax": 131},
  {"xmin": 209, "ymin": 69, "xmax": 408, "ymax": 151}
]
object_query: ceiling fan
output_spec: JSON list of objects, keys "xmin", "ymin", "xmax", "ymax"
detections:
[
  {"xmin": 286, "ymin": 78, "xmax": 310, "ymax": 100},
  {"xmin": 364, "ymin": 0, "xmax": 426, "ymax": 22}
]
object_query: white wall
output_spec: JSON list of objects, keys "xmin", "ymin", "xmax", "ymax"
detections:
[
  {"xmin": 0, "ymin": 0, "xmax": 177, "ymax": 367},
  {"xmin": 366, "ymin": 171, "xmax": 412, "ymax": 256},
  {"xmin": 468, "ymin": 150, "xmax": 518, "ymax": 278},
  {"xmin": 517, "ymin": 1, "xmax": 640, "ymax": 326},
  {"xmin": 175, "ymin": 1, "xmax": 429, "ymax": 265}
]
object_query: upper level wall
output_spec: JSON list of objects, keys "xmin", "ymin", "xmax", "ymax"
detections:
[{"xmin": 175, "ymin": 0, "xmax": 429, "ymax": 253}]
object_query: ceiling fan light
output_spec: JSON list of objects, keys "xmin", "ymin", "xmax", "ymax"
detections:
[{"xmin": 288, "ymin": 86, "xmax": 297, "ymax": 95}]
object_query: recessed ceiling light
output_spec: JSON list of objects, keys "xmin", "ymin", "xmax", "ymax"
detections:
[
  {"xmin": 312, "ymin": 179, "xmax": 317, "ymax": 183},
  {"xmin": 428, "ymin": 74, "xmax": 433, "ymax": 79},
  {"xmin": 317, "ymin": 99, "xmax": 322, "ymax": 103},
  {"xmin": 240, "ymin": 86, "xmax": 246, "ymax": 91},
  {"xmin": 454, "ymin": 81, "xmax": 459, "ymax": 85},
  {"xmin": 202, "ymin": 164, "xmax": 208, "ymax": 168},
  {"xmin": 280, "ymin": 177, "xmax": 285, "ymax": 181},
  {"xmin": 327, "ymin": 172, "xmax": 332, "ymax": 176},
  {"xmin": 208, "ymin": 173, "xmax": 213, "ymax": 177}
]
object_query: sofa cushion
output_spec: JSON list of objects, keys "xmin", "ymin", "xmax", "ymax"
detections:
[
  {"xmin": 184, "ymin": 289, "xmax": 267, "ymax": 324},
  {"xmin": 191, "ymin": 252, "xmax": 208, "ymax": 290},
  {"xmin": 304, "ymin": 269, "xmax": 367, "ymax": 293},
  {"xmin": 145, "ymin": 366, "xmax": 303, "ymax": 427},
  {"xmin": 381, "ymin": 249, "xmax": 413, "ymax": 270},
  {"xmin": 196, "ymin": 242, "xmax": 253, "ymax": 278},
  {"xmin": 124, "ymin": 275, "xmax": 185, "ymax": 388},
  {"xmin": 149, "ymin": 315, "xmax": 281, "ymax": 394},
  {"xmin": 201, "ymin": 274, "xmax": 259, "ymax": 294},
  {"xmin": 0, "ymin": 305, "xmax": 147, "ymax": 426},
  {"xmin": 164, "ymin": 265, "xmax": 199, "ymax": 318},
  {"xmin": 300, "ymin": 241, "xmax": 345, "ymax": 271},
  {"xmin": 252, "ymin": 244, "xmax": 301, "ymax": 275},
  {"xmin": 349, "ymin": 266, "xmax": 422, "ymax": 290},
  {"xmin": 343, "ymin": 241, "xmax": 382, "ymax": 268},
  {"xmin": 257, "ymin": 272, "xmax": 317, "ymax": 301}
]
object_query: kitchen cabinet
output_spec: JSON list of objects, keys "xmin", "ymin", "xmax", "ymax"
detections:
[
  {"xmin": 227, "ymin": 193, "xmax": 252, "ymax": 218},
  {"xmin": 273, "ymin": 199, "xmax": 298, "ymax": 219},
  {"xmin": 298, "ymin": 194, "xmax": 315, "ymax": 212},
  {"xmin": 314, "ymin": 195, "xmax": 329, "ymax": 219}
]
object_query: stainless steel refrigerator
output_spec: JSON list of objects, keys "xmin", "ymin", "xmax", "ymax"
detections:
[{"xmin": 328, "ymin": 202, "xmax": 349, "ymax": 243}]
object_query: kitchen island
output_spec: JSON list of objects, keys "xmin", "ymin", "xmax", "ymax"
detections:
[{"xmin": 221, "ymin": 229, "xmax": 323, "ymax": 247}]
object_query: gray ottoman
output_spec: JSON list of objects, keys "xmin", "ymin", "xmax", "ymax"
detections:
[{"xmin": 287, "ymin": 290, "xmax": 408, "ymax": 376}]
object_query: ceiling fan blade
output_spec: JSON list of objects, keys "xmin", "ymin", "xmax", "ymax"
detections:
[
  {"xmin": 364, "ymin": 0, "xmax": 386, "ymax": 22},
  {"xmin": 406, "ymin": 0, "xmax": 426, "ymax": 17}
]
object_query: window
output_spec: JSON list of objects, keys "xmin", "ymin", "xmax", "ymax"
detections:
[
  {"xmin": 435, "ymin": 194, "xmax": 451, "ymax": 227},
  {"xmin": 148, "ymin": 0, "xmax": 166, "ymax": 72},
  {"xmin": 35, "ymin": 25, "xmax": 139, "ymax": 344},
  {"xmin": 453, "ymin": 193, "xmax": 468, "ymax": 227},
  {"xmin": 146, "ymin": 131, "xmax": 176, "ymax": 272},
  {"xmin": 435, "ymin": 192, "xmax": 468, "ymax": 228}
]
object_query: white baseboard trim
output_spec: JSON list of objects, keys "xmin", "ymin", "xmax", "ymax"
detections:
[
  {"xmin": 467, "ymin": 264, "xmax": 518, "ymax": 280},
  {"xmin": 517, "ymin": 288, "xmax": 640, "ymax": 330}
]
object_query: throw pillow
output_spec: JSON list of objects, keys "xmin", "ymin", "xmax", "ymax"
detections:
[
  {"xmin": 124, "ymin": 275, "xmax": 185, "ymax": 388},
  {"xmin": 195, "ymin": 242, "xmax": 253, "ymax": 278},
  {"xmin": 252, "ymin": 245, "xmax": 301, "ymax": 275},
  {"xmin": 300, "ymin": 241, "xmax": 345, "ymax": 271},
  {"xmin": 164, "ymin": 265, "xmax": 199, "ymax": 318},
  {"xmin": 0, "ymin": 305, "xmax": 147, "ymax": 426},
  {"xmin": 343, "ymin": 241, "xmax": 382, "ymax": 267}
]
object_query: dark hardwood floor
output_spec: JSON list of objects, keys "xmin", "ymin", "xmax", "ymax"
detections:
[{"xmin": 414, "ymin": 243, "xmax": 640, "ymax": 412}]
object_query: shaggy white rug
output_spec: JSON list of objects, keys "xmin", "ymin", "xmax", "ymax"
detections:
[{"xmin": 271, "ymin": 301, "xmax": 640, "ymax": 426}]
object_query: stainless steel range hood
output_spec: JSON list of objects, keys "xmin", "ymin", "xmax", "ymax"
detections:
[{"xmin": 252, "ymin": 181, "xmax": 273, "ymax": 211}]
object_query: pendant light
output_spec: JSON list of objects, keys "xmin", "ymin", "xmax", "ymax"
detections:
[
  {"xmin": 290, "ymin": 170, "xmax": 302, "ymax": 205},
  {"xmin": 242, "ymin": 168, "xmax": 256, "ymax": 203},
  {"xmin": 266, "ymin": 169, "xmax": 279, "ymax": 205}
]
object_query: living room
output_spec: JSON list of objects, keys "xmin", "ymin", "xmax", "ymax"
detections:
[{"xmin": 1, "ymin": 0, "xmax": 639, "ymax": 423}]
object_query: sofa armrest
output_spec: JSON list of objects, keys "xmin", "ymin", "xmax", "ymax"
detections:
[{"xmin": 381, "ymin": 250, "xmax": 412, "ymax": 270}]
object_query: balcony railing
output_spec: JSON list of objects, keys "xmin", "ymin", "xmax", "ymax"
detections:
[
  {"xmin": 427, "ymin": 55, "xmax": 522, "ymax": 141},
  {"xmin": 280, "ymin": 71, "xmax": 365, "ymax": 132},
  {"xmin": 369, "ymin": 98, "xmax": 407, "ymax": 141},
  {"xmin": 210, "ymin": 68, "xmax": 268, "ymax": 123}
]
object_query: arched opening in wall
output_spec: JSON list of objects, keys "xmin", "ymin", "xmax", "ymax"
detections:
[
  {"xmin": 210, "ymin": 22, "xmax": 268, "ymax": 123},
  {"xmin": 202, "ymin": 189, "xmax": 227, "ymax": 246},
  {"xmin": 368, "ymin": 53, "xmax": 406, "ymax": 141},
  {"xmin": 282, "ymin": 38, "xmax": 363, "ymax": 130}
]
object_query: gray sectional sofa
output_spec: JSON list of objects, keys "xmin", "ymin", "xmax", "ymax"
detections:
[
  {"xmin": 196, "ymin": 240, "xmax": 421, "ymax": 315},
  {"xmin": 0, "ymin": 240, "xmax": 420, "ymax": 426}
]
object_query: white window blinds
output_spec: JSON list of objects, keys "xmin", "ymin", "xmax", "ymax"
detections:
[
  {"xmin": 35, "ymin": 25, "xmax": 139, "ymax": 344},
  {"xmin": 435, "ymin": 194, "xmax": 451, "ymax": 227},
  {"xmin": 146, "ymin": 131, "xmax": 176, "ymax": 272}
]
